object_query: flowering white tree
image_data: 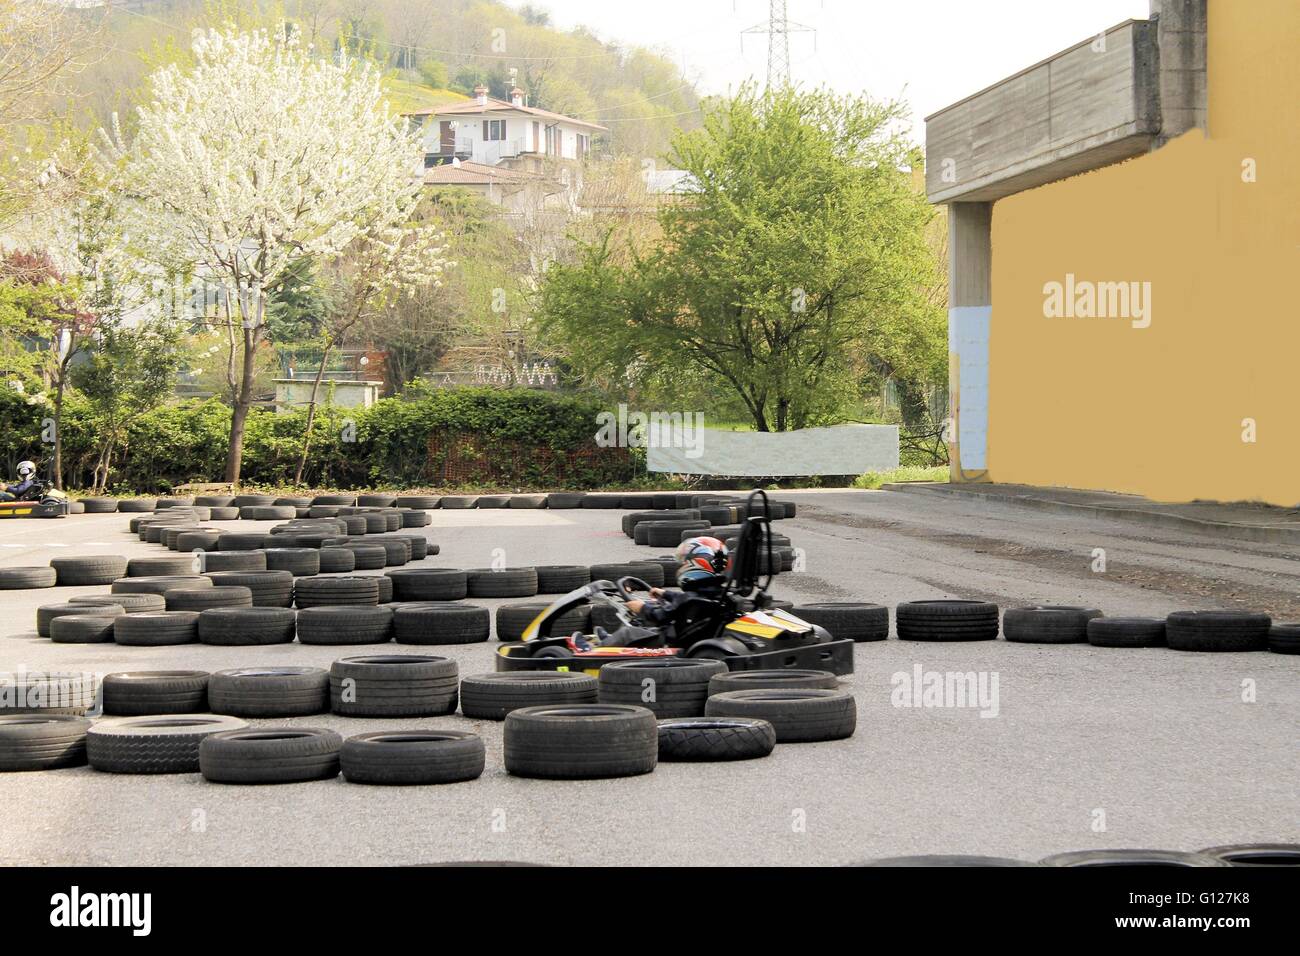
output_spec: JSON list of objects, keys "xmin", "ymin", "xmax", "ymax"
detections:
[{"xmin": 105, "ymin": 24, "xmax": 449, "ymax": 482}]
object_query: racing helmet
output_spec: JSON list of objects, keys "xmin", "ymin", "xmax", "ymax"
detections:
[
  {"xmin": 675, "ymin": 536, "xmax": 728, "ymax": 585},
  {"xmin": 16, "ymin": 460, "xmax": 35, "ymax": 480}
]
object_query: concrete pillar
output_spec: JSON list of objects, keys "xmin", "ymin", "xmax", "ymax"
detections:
[
  {"xmin": 1150, "ymin": 0, "xmax": 1208, "ymax": 142},
  {"xmin": 947, "ymin": 202, "xmax": 992, "ymax": 480}
]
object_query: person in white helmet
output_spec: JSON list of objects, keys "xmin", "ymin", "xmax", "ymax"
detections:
[{"xmin": 0, "ymin": 460, "xmax": 39, "ymax": 501}]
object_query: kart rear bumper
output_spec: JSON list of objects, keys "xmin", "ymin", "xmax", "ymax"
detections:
[
  {"xmin": 0, "ymin": 500, "xmax": 69, "ymax": 518},
  {"xmin": 723, "ymin": 638, "xmax": 855, "ymax": 675}
]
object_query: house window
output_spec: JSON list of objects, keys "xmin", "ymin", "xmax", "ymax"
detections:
[{"xmin": 482, "ymin": 119, "xmax": 507, "ymax": 141}]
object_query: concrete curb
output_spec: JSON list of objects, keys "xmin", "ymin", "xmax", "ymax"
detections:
[{"xmin": 880, "ymin": 482, "xmax": 1300, "ymax": 546}]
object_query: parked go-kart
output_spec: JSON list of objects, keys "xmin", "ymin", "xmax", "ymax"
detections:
[
  {"xmin": 0, "ymin": 480, "xmax": 70, "ymax": 519},
  {"xmin": 496, "ymin": 490, "xmax": 853, "ymax": 676}
]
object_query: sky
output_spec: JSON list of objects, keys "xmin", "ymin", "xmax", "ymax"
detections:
[{"xmin": 511, "ymin": 0, "xmax": 1153, "ymax": 142}]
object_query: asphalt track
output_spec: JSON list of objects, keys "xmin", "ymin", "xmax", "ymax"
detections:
[{"xmin": 0, "ymin": 489, "xmax": 1294, "ymax": 865}]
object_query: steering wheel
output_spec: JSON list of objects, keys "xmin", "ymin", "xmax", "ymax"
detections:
[{"xmin": 616, "ymin": 576, "xmax": 654, "ymax": 602}]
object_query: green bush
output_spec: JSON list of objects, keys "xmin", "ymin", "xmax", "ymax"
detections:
[{"xmin": 2, "ymin": 388, "xmax": 634, "ymax": 491}]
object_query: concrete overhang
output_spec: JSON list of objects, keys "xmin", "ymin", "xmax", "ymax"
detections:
[{"xmin": 925, "ymin": 19, "xmax": 1160, "ymax": 204}]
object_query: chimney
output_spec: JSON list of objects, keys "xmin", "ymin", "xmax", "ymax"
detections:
[
  {"xmin": 510, "ymin": 86, "xmax": 525, "ymax": 107},
  {"xmin": 473, "ymin": 84, "xmax": 489, "ymax": 106}
]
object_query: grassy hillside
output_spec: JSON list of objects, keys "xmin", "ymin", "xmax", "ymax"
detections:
[{"xmin": 58, "ymin": 0, "xmax": 702, "ymax": 160}]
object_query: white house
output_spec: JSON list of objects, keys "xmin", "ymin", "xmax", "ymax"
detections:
[{"xmin": 406, "ymin": 85, "xmax": 606, "ymax": 168}]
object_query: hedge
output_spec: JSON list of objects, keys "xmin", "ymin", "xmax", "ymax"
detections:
[{"xmin": 0, "ymin": 388, "xmax": 638, "ymax": 491}]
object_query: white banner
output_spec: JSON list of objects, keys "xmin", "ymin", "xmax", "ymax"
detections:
[{"xmin": 646, "ymin": 424, "xmax": 899, "ymax": 477}]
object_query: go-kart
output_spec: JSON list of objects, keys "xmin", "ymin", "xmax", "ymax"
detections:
[
  {"xmin": 0, "ymin": 481, "xmax": 69, "ymax": 519},
  {"xmin": 496, "ymin": 490, "xmax": 853, "ymax": 676}
]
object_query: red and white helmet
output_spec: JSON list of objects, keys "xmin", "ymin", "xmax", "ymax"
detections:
[{"xmin": 674, "ymin": 536, "xmax": 729, "ymax": 583}]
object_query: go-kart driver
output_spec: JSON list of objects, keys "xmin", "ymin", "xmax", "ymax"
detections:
[
  {"xmin": 0, "ymin": 460, "xmax": 38, "ymax": 501},
  {"xmin": 586, "ymin": 536, "xmax": 729, "ymax": 647}
]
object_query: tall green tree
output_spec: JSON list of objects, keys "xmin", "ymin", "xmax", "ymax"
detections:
[
  {"xmin": 537, "ymin": 84, "xmax": 944, "ymax": 432},
  {"xmin": 71, "ymin": 320, "xmax": 185, "ymax": 493}
]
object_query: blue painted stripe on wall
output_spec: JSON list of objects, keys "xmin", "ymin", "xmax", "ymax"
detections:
[{"xmin": 949, "ymin": 306, "xmax": 991, "ymax": 471}]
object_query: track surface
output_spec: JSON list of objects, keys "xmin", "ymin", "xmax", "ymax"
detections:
[{"xmin": 0, "ymin": 490, "xmax": 1295, "ymax": 865}]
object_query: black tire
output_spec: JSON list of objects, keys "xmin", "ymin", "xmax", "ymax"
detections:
[
  {"xmin": 317, "ymin": 548, "xmax": 357, "ymax": 573},
  {"xmin": 0, "ymin": 672, "xmax": 99, "ymax": 716},
  {"xmin": 504, "ymin": 704, "xmax": 657, "ymax": 779},
  {"xmin": 165, "ymin": 585, "xmax": 253, "ymax": 611},
  {"xmin": 367, "ymin": 537, "xmax": 411, "ymax": 567},
  {"xmin": 534, "ymin": 565, "xmax": 591, "ymax": 593},
  {"xmin": 341, "ymin": 730, "xmax": 484, "ymax": 785},
  {"xmin": 707, "ymin": 668, "xmax": 838, "ymax": 695},
  {"xmin": 399, "ymin": 510, "xmax": 432, "ymax": 528},
  {"xmin": 264, "ymin": 548, "xmax": 320, "ymax": 576},
  {"xmin": 197, "ymin": 607, "xmax": 297, "ymax": 645},
  {"xmin": 154, "ymin": 497, "xmax": 195, "ymax": 509},
  {"xmin": 393, "ymin": 603, "xmax": 490, "ymax": 645},
  {"xmin": 240, "ymin": 505, "xmax": 297, "ymax": 521},
  {"xmin": 1087, "ymin": 617, "xmax": 1167, "ymax": 648},
  {"xmin": 329, "ymin": 655, "xmax": 458, "ymax": 717},
  {"xmin": 391, "ymin": 535, "xmax": 429, "ymax": 560},
  {"xmin": 1165, "ymin": 610, "xmax": 1271, "ymax": 652},
  {"xmin": 127, "ymin": 555, "xmax": 199, "ymax": 577},
  {"xmin": 203, "ymin": 570, "xmax": 294, "ymax": 607},
  {"xmin": 545, "ymin": 493, "xmax": 585, "ymax": 509},
  {"xmin": 589, "ymin": 562, "xmax": 666, "ymax": 588},
  {"xmin": 116, "ymin": 498, "xmax": 157, "ymax": 513},
  {"xmin": 199, "ymin": 727, "xmax": 342, "ymax": 784},
  {"xmin": 0, "ymin": 567, "xmax": 57, "ymax": 589},
  {"xmin": 705, "ymin": 689, "xmax": 856, "ymax": 742},
  {"xmin": 508, "ymin": 494, "xmax": 547, "ymax": 509},
  {"xmin": 1268, "ymin": 623, "xmax": 1300, "ymax": 655},
  {"xmin": 216, "ymin": 532, "xmax": 271, "ymax": 551},
  {"xmin": 208, "ymin": 507, "xmax": 240, "ymax": 520},
  {"xmin": 439, "ymin": 495, "xmax": 477, "ymax": 509},
  {"xmin": 620, "ymin": 494, "xmax": 655, "ymax": 509},
  {"xmin": 50, "ymin": 555, "xmax": 128, "ymax": 586},
  {"xmin": 50, "ymin": 614, "xmax": 120, "ymax": 644},
  {"xmin": 359, "ymin": 495, "xmax": 399, "ymax": 508},
  {"xmin": 896, "ymin": 600, "xmax": 1000, "ymax": 642},
  {"xmin": 578, "ymin": 494, "xmax": 623, "ymax": 509},
  {"xmin": 37, "ymin": 602, "xmax": 124, "ymax": 638},
  {"xmin": 312, "ymin": 494, "xmax": 357, "ymax": 506},
  {"xmin": 466, "ymin": 567, "xmax": 538, "ymax": 598},
  {"xmin": 622, "ymin": 511, "xmax": 668, "ymax": 536},
  {"xmin": 1198, "ymin": 843, "xmax": 1300, "ymax": 867},
  {"xmin": 1040, "ymin": 849, "xmax": 1227, "ymax": 867},
  {"xmin": 645, "ymin": 521, "xmax": 710, "ymax": 548},
  {"xmin": 1003, "ymin": 606, "xmax": 1102, "ymax": 644},
  {"xmin": 208, "ymin": 668, "xmax": 330, "ymax": 717},
  {"xmin": 293, "ymin": 575, "xmax": 380, "ymax": 608},
  {"xmin": 113, "ymin": 611, "xmax": 200, "ymax": 646},
  {"xmin": 339, "ymin": 543, "xmax": 388, "ymax": 570},
  {"xmin": 79, "ymin": 497, "xmax": 119, "ymax": 513},
  {"xmin": 475, "ymin": 495, "xmax": 511, "ymax": 508},
  {"xmin": 87, "ymin": 715, "xmax": 247, "ymax": 774},
  {"xmin": 791, "ymin": 603, "xmax": 889, "ymax": 642},
  {"xmin": 0, "ymin": 715, "xmax": 91, "ymax": 770},
  {"xmin": 384, "ymin": 569, "xmax": 466, "ymax": 601},
  {"xmin": 459, "ymin": 672, "xmax": 598, "ymax": 720},
  {"xmin": 112, "ymin": 574, "xmax": 210, "ymax": 596},
  {"xmin": 297, "ymin": 605, "xmax": 394, "ymax": 645},
  {"xmin": 194, "ymin": 495, "xmax": 235, "ymax": 507},
  {"xmin": 202, "ymin": 550, "xmax": 267, "ymax": 572},
  {"xmin": 175, "ymin": 531, "xmax": 222, "ymax": 552},
  {"xmin": 102, "ymin": 671, "xmax": 209, "ymax": 715},
  {"xmin": 70, "ymin": 593, "xmax": 167, "ymax": 614},
  {"xmin": 395, "ymin": 495, "xmax": 439, "ymax": 509},
  {"xmin": 598, "ymin": 658, "xmax": 727, "ymax": 718},
  {"xmin": 657, "ymin": 717, "xmax": 776, "ymax": 761}
]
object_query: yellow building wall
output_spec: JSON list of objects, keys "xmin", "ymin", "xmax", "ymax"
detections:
[{"xmin": 984, "ymin": 0, "xmax": 1299, "ymax": 505}]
